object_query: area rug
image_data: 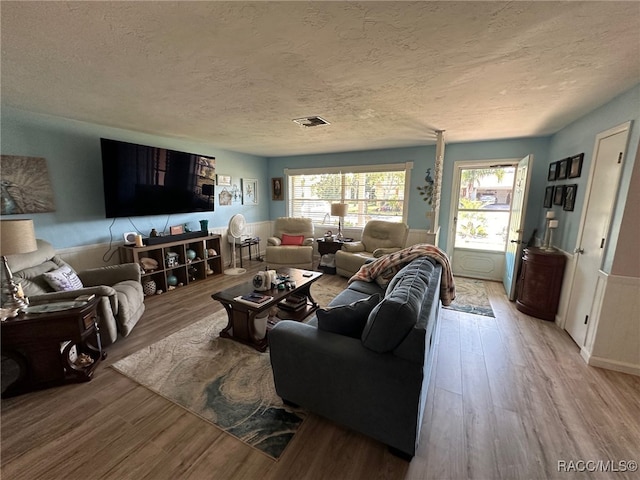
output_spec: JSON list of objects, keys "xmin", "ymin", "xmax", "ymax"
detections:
[
  {"xmin": 111, "ymin": 282, "xmax": 344, "ymax": 460},
  {"xmin": 444, "ymin": 277, "xmax": 495, "ymax": 317}
]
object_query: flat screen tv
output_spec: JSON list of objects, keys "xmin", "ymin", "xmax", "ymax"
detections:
[{"xmin": 101, "ymin": 138, "xmax": 216, "ymax": 218}]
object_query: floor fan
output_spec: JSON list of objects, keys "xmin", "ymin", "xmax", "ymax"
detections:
[{"xmin": 225, "ymin": 214, "xmax": 247, "ymax": 275}]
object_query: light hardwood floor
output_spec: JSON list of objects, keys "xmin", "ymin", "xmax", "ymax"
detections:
[{"xmin": 2, "ymin": 260, "xmax": 639, "ymax": 479}]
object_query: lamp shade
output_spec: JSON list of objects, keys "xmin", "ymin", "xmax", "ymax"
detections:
[
  {"xmin": 0, "ymin": 219, "xmax": 37, "ymax": 255},
  {"xmin": 331, "ymin": 203, "xmax": 348, "ymax": 217}
]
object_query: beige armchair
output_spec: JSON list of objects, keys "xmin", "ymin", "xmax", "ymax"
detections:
[
  {"xmin": 335, "ymin": 220, "xmax": 409, "ymax": 277},
  {"xmin": 265, "ymin": 217, "xmax": 315, "ymax": 270},
  {"xmin": 4, "ymin": 239, "xmax": 145, "ymax": 345}
]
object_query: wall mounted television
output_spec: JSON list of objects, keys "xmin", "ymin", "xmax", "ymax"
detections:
[{"xmin": 101, "ymin": 138, "xmax": 216, "ymax": 218}]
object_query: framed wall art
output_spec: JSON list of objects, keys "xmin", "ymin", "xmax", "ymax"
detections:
[
  {"xmin": 216, "ymin": 174, "xmax": 232, "ymax": 186},
  {"xmin": 219, "ymin": 188, "xmax": 232, "ymax": 206},
  {"xmin": 557, "ymin": 158, "xmax": 569, "ymax": 180},
  {"xmin": 568, "ymin": 153, "xmax": 584, "ymax": 178},
  {"xmin": 547, "ymin": 162, "xmax": 558, "ymax": 181},
  {"xmin": 543, "ymin": 186, "xmax": 554, "ymax": 208},
  {"xmin": 241, "ymin": 178, "xmax": 258, "ymax": 205},
  {"xmin": 272, "ymin": 177, "xmax": 284, "ymax": 201},
  {"xmin": 553, "ymin": 185, "xmax": 565, "ymax": 205},
  {"xmin": 0, "ymin": 155, "xmax": 56, "ymax": 214},
  {"xmin": 563, "ymin": 184, "xmax": 577, "ymax": 211}
]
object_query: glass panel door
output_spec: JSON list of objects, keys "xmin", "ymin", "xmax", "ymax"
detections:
[{"xmin": 454, "ymin": 165, "xmax": 516, "ymax": 252}]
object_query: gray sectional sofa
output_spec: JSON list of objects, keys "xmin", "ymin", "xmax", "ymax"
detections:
[{"xmin": 269, "ymin": 256, "xmax": 442, "ymax": 459}]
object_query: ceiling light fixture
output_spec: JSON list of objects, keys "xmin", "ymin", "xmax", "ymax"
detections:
[{"xmin": 292, "ymin": 116, "xmax": 330, "ymax": 127}]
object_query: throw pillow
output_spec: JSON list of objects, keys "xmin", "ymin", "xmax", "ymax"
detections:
[
  {"xmin": 317, "ymin": 293, "xmax": 382, "ymax": 338},
  {"xmin": 42, "ymin": 264, "xmax": 84, "ymax": 292},
  {"xmin": 281, "ymin": 234, "xmax": 305, "ymax": 246}
]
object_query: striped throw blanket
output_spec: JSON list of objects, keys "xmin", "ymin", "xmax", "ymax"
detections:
[{"xmin": 348, "ymin": 244, "xmax": 456, "ymax": 306}]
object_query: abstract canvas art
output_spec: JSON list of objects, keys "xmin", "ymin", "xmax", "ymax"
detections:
[{"xmin": 1, "ymin": 155, "xmax": 55, "ymax": 214}]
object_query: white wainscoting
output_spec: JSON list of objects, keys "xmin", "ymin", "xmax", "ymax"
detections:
[
  {"xmin": 57, "ymin": 222, "xmax": 443, "ymax": 272},
  {"xmin": 580, "ymin": 272, "xmax": 640, "ymax": 376},
  {"xmin": 57, "ymin": 221, "xmax": 274, "ymax": 271},
  {"xmin": 208, "ymin": 221, "xmax": 272, "ymax": 268},
  {"xmin": 57, "ymin": 242, "xmax": 123, "ymax": 270}
]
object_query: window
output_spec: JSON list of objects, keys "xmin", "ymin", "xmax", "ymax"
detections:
[
  {"xmin": 286, "ymin": 163, "xmax": 411, "ymax": 228},
  {"xmin": 454, "ymin": 165, "xmax": 516, "ymax": 251}
]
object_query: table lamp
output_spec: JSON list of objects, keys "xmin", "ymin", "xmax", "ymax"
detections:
[
  {"xmin": 330, "ymin": 203, "xmax": 348, "ymax": 240},
  {"xmin": 1, "ymin": 219, "xmax": 38, "ymax": 317},
  {"xmin": 541, "ymin": 212, "xmax": 559, "ymax": 251}
]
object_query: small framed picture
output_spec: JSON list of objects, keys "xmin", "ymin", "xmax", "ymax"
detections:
[
  {"xmin": 543, "ymin": 186, "xmax": 554, "ymax": 208},
  {"xmin": 241, "ymin": 178, "xmax": 258, "ymax": 205},
  {"xmin": 169, "ymin": 225, "xmax": 184, "ymax": 235},
  {"xmin": 557, "ymin": 158, "xmax": 569, "ymax": 180},
  {"xmin": 548, "ymin": 162, "xmax": 558, "ymax": 181},
  {"xmin": 563, "ymin": 184, "xmax": 577, "ymax": 211},
  {"xmin": 216, "ymin": 174, "xmax": 232, "ymax": 186},
  {"xmin": 553, "ymin": 185, "xmax": 565, "ymax": 205},
  {"xmin": 271, "ymin": 177, "xmax": 284, "ymax": 201},
  {"xmin": 568, "ymin": 153, "xmax": 584, "ymax": 178}
]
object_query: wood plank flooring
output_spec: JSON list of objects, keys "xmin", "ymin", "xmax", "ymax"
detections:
[{"xmin": 2, "ymin": 263, "xmax": 639, "ymax": 479}]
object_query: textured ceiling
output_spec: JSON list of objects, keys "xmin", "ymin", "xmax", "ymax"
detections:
[{"xmin": 2, "ymin": 1, "xmax": 639, "ymax": 156}]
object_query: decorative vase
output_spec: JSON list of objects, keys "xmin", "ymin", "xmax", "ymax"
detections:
[
  {"xmin": 186, "ymin": 249, "xmax": 197, "ymax": 261},
  {"xmin": 142, "ymin": 279, "xmax": 157, "ymax": 296},
  {"xmin": 167, "ymin": 275, "xmax": 178, "ymax": 286},
  {"xmin": 199, "ymin": 219, "xmax": 209, "ymax": 232}
]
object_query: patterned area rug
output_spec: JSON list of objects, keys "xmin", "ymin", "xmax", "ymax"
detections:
[
  {"xmin": 444, "ymin": 277, "xmax": 495, "ymax": 317},
  {"xmin": 111, "ymin": 282, "xmax": 343, "ymax": 460}
]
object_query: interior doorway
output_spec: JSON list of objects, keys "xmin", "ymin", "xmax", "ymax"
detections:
[
  {"xmin": 564, "ymin": 122, "xmax": 630, "ymax": 346},
  {"xmin": 448, "ymin": 160, "xmax": 519, "ymax": 281}
]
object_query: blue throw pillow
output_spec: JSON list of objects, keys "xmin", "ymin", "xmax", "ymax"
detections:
[{"xmin": 316, "ymin": 294, "xmax": 382, "ymax": 338}]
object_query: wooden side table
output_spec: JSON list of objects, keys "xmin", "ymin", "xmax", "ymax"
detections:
[
  {"xmin": 233, "ymin": 238, "xmax": 261, "ymax": 268},
  {"xmin": 316, "ymin": 238, "xmax": 345, "ymax": 274},
  {"xmin": 1, "ymin": 298, "xmax": 106, "ymax": 398},
  {"xmin": 516, "ymin": 247, "xmax": 566, "ymax": 321}
]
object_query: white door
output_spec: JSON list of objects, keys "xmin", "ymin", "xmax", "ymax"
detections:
[
  {"xmin": 503, "ymin": 155, "xmax": 533, "ymax": 300},
  {"xmin": 449, "ymin": 160, "xmax": 519, "ymax": 281},
  {"xmin": 564, "ymin": 123, "xmax": 630, "ymax": 346}
]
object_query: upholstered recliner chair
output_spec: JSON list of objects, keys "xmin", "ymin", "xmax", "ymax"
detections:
[
  {"xmin": 335, "ymin": 220, "xmax": 409, "ymax": 277},
  {"xmin": 4, "ymin": 239, "xmax": 145, "ymax": 345},
  {"xmin": 265, "ymin": 217, "xmax": 315, "ymax": 270}
]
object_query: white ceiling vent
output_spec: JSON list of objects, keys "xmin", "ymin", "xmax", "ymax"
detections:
[{"xmin": 292, "ymin": 116, "xmax": 330, "ymax": 127}]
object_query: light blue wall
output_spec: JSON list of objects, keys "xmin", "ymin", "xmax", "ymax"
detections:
[
  {"xmin": 269, "ymin": 139, "xmax": 550, "ymax": 251},
  {"xmin": 543, "ymin": 84, "xmax": 639, "ymax": 272},
  {"xmin": 268, "ymin": 145, "xmax": 437, "ymax": 229},
  {"xmin": 439, "ymin": 137, "xmax": 551, "ymax": 250},
  {"xmin": 1, "ymin": 107, "xmax": 269, "ymax": 249},
  {"xmin": 4, "ymin": 83, "xmax": 637, "ymax": 263}
]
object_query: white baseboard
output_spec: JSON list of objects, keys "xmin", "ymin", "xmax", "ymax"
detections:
[{"xmin": 581, "ymin": 349, "xmax": 640, "ymax": 376}]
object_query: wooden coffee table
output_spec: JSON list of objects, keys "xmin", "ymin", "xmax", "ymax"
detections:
[{"xmin": 211, "ymin": 267, "xmax": 323, "ymax": 352}]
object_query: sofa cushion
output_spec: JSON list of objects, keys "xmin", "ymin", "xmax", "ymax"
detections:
[
  {"xmin": 361, "ymin": 258, "xmax": 432, "ymax": 353},
  {"xmin": 42, "ymin": 264, "xmax": 84, "ymax": 292},
  {"xmin": 317, "ymin": 293, "xmax": 381, "ymax": 338},
  {"xmin": 281, "ymin": 233, "xmax": 305, "ymax": 245},
  {"xmin": 348, "ymin": 280, "xmax": 385, "ymax": 297}
]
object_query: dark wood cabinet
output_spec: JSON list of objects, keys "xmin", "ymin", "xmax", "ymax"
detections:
[
  {"xmin": 1, "ymin": 298, "xmax": 105, "ymax": 397},
  {"xmin": 316, "ymin": 238, "xmax": 345, "ymax": 274},
  {"xmin": 516, "ymin": 247, "xmax": 566, "ymax": 321}
]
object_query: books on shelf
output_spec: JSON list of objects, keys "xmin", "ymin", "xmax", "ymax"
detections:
[
  {"xmin": 234, "ymin": 292, "xmax": 273, "ymax": 306},
  {"xmin": 278, "ymin": 294, "xmax": 308, "ymax": 311}
]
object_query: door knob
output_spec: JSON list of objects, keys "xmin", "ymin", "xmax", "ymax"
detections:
[
  {"xmin": 510, "ymin": 239, "xmax": 520, "ymax": 244},
  {"xmin": 574, "ymin": 248, "xmax": 584, "ymax": 254}
]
